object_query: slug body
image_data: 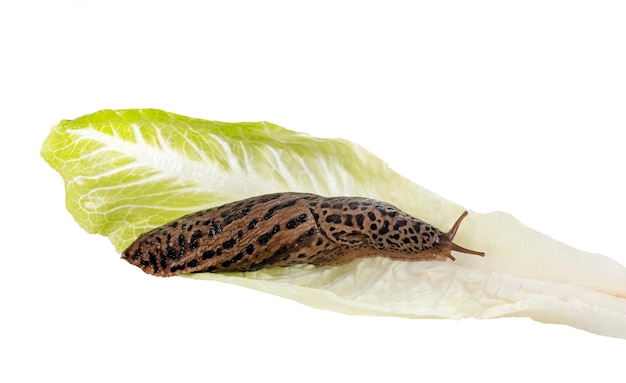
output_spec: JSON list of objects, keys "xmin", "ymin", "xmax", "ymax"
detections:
[{"xmin": 122, "ymin": 192, "xmax": 484, "ymax": 277}]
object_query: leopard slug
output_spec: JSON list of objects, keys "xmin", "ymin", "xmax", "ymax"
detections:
[{"xmin": 122, "ymin": 192, "xmax": 485, "ymax": 277}]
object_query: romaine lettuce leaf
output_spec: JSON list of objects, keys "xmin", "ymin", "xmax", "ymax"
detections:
[{"xmin": 41, "ymin": 109, "xmax": 626, "ymax": 338}]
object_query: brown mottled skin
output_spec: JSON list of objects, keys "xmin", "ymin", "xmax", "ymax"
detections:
[{"xmin": 122, "ymin": 192, "xmax": 484, "ymax": 277}]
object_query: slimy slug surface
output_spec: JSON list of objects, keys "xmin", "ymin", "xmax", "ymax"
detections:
[{"xmin": 122, "ymin": 192, "xmax": 484, "ymax": 276}]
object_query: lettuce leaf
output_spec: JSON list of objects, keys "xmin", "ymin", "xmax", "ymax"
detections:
[{"xmin": 41, "ymin": 109, "xmax": 626, "ymax": 339}]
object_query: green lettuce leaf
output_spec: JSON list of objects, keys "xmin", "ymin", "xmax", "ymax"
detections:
[{"xmin": 41, "ymin": 109, "xmax": 626, "ymax": 339}]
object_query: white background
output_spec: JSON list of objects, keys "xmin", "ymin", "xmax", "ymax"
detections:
[{"xmin": 2, "ymin": 1, "xmax": 625, "ymax": 381}]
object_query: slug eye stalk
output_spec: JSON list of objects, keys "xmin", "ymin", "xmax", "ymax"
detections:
[{"xmin": 439, "ymin": 211, "xmax": 485, "ymax": 261}]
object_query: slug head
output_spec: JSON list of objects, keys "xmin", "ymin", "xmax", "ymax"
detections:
[{"xmin": 431, "ymin": 211, "xmax": 485, "ymax": 261}]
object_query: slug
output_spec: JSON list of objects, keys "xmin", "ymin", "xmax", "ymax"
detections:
[{"xmin": 122, "ymin": 192, "xmax": 485, "ymax": 277}]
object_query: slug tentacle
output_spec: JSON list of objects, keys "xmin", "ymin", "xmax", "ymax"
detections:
[
  {"xmin": 437, "ymin": 211, "xmax": 485, "ymax": 261},
  {"xmin": 121, "ymin": 192, "xmax": 485, "ymax": 277}
]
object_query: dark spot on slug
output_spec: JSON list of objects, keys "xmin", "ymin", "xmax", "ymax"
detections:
[
  {"xmin": 208, "ymin": 223, "xmax": 220, "ymax": 237},
  {"xmin": 355, "ymin": 214, "xmax": 364, "ymax": 229},
  {"xmin": 247, "ymin": 218, "xmax": 258, "ymax": 231},
  {"xmin": 375, "ymin": 205, "xmax": 397, "ymax": 218},
  {"xmin": 379, "ymin": 221, "xmax": 390, "ymax": 235},
  {"xmin": 367, "ymin": 212, "xmax": 376, "ymax": 221},
  {"xmin": 332, "ymin": 203, "xmax": 343, "ymax": 209},
  {"xmin": 202, "ymin": 250, "xmax": 216, "ymax": 260},
  {"xmin": 385, "ymin": 238, "xmax": 399, "ymax": 247},
  {"xmin": 258, "ymin": 225, "xmax": 280, "ymax": 245},
  {"xmin": 223, "ymin": 238, "xmax": 236, "ymax": 249},
  {"xmin": 222, "ymin": 252, "xmax": 245, "ymax": 268},
  {"xmin": 170, "ymin": 264, "xmax": 185, "ymax": 273},
  {"xmin": 393, "ymin": 220, "xmax": 407, "ymax": 230},
  {"xmin": 286, "ymin": 213, "xmax": 308, "ymax": 229},
  {"xmin": 370, "ymin": 223, "xmax": 377, "ymax": 230},
  {"xmin": 321, "ymin": 202, "xmax": 330, "ymax": 208},
  {"xmin": 264, "ymin": 199, "xmax": 298, "ymax": 220},
  {"xmin": 166, "ymin": 246, "xmax": 179, "ymax": 259},
  {"xmin": 149, "ymin": 253, "xmax": 157, "ymax": 271},
  {"xmin": 187, "ymin": 259, "xmax": 199, "ymax": 268},
  {"xmin": 245, "ymin": 244, "xmax": 254, "ymax": 254},
  {"xmin": 348, "ymin": 202, "xmax": 359, "ymax": 210},
  {"xmin": 178, "ymin": 234, "xmax": 186, "ymax": 249},
  {"xmin": 190, "ymin": 231, "xmax": 203, "ymax": 249},
  {"xmin": 344, "ymin": 215, "xmax": 353, "ymax": 226},
  {"xmin": 325, "ymin": 214, "xmax": 342, "ymax": 224},
  {"xmin": 413, "ymin": 222, "xmax": 421, "ymax": 233}
]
